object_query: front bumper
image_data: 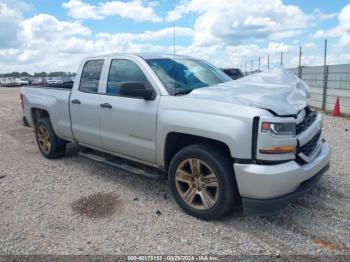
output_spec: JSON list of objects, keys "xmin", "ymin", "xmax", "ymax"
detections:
[
  {"xmin": 234, "ymin": 142, "xmax": 331, "ymax": 216},
  {"xmin": 241, "ymin": 163, "xmax": 329, "ymax": 216}
]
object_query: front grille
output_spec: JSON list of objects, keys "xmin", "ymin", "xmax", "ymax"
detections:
[
  {"xmin": 296, "ymin": 111, "xmax": 317, "ymax": 135},
  {"xmin": 297, "ymin": 131, "xmax": 321, "ymax": 156}
]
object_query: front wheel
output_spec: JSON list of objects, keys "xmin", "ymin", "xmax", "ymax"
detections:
[
  {"xmin": 35, "ymin": 118, "xmax": 66, "ymax": 159},
  {"xmin": 169, "ymin": 144, "xmax": 240, "ymax": 220}
]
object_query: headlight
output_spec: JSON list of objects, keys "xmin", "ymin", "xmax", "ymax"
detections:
[{"xmin": 261, "ymin": 122, "xmax": 296, "ymax": 136}]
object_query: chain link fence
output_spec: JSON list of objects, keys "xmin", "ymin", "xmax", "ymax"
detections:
[{"xmin": 289, "ymin": 64, "xmax": 350, "ymax": 115}]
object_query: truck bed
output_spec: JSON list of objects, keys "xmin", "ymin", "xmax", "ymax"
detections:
[{"xmin": 21, "ymin": 86, "xmax": 74, "ymax": 141}]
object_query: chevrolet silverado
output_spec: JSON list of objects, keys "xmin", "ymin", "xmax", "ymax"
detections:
[{"xmin": 21, "ymin": 54, "xmax": 331, "ymax": 220}]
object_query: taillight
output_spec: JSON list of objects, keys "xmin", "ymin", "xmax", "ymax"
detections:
[{"xmin": 20, "ymin": 94, "xmax": 24, "ymax": 110}]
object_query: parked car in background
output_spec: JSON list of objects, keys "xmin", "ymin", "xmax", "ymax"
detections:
[
  {"xmin": 221, "ymin": 68, "xmax": 244, "ymax": 80},
  {"xmin": 16, "ymin": 78, "xmax": 29, "ymax": 86},
  {"xmin": 4, "ymin": 77, "xmax": 17, "ymax": 87},
  {"xmin": 47, "ymin": 77, "xmax": 63, "ymax": 86},
  {"xmin": 58, "ymin": 76, "xmax": 74, "ymax": 89},
  {"xmin": 31, "ymin": 78, "xmax": 45, "ymax": 86},
  {"xmin": 21, "ymin": 54, "xmax": 330, "ymax": 220}
]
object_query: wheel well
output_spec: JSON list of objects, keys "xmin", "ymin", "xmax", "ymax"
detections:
[
  {"xmin": 31, "ymin": 108, "xmax": 50, "ymax": 126},
  {"xmin": 164, "ymin": 132, "xmax": 232, "ymax": 171}
]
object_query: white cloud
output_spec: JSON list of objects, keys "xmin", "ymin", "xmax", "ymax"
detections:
[
  {"xmin": 62, "ymin": 0, "xmax": 103, "ymax": 20},
  {"xmin": 0, "ymin": 0, "xmax": 33, "ymax": 12},
  {"xmin": 313, "ymin": 4, "xmax": 350, "ymax": 48},
  {"xmin": 312, "ymin": 8, "xmax": 338, "ymax": 21},
  {"xmin": 99, "ymin": 0, "xmax": 162, "ymax": 22},
  {"xmin": 16, "ymin": 13, "xmax": 91, "ymax": 64},
  {"xmin": 166, "ymin": 0, "xmax": 309, "ymax": 45},
  {"xmin": 0, "ymin": 2, "xmax": 194, "ymax": 73},
  {"xmin": 304, "ymin": 42, "xmax": 317, "ymax": 50},
  {"xmin": 0, "ymin": 3, "xmax": 94, "ymax": 71},
  {"xmin": 93, "ymin": 27, "xmax": 194, "ymax": 53},
  {"xmin": 0, "ymin": 0, "xmax": 349, "ymax": 73},
  {"xmin": 0, "ymin": 3, "xmax": 21, "ymax": 48},
  {"xmin": 163, "ymin": 0, "xmax": 317, "ymax": 69},
  {"xmin": 63, "ymin": 0, "xmax": 162, "ymax": 22},
  {"xmin": 271, "ymin": 30, "xmax": 303, "ymax": 40},
  {"xmin": 21, "ymin": 14, "xmax": 91, "ymax": 41}
]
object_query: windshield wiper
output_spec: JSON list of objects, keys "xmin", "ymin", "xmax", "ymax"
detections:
[{"xmin": 174, "ymin": 89, "xmax": 193, "ymax": 96}]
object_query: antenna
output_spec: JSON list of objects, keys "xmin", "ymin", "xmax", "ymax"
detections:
[
  {"xmin": 173, "ymin": 23, "xmax": 176, "ymax": 60},
  {"xmin": 173, "ymin": 23, "xmax": 176, "ymax": 92}
]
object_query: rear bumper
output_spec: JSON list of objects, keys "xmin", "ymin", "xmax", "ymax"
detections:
[
  {"xmin": 241, "ymin": 163, "xmax": 329, "ymax": 216},
  {"xmin": 234, "ymin": 142, "xmax": 331, "ymax": 215}
]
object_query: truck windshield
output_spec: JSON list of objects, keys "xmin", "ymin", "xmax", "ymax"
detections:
[{"xmin": 146, "ymin": 58, "xmax": 231, "ymax": 95}]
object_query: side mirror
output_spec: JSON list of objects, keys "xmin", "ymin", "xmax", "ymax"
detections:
[{"xmin": 119, "ymin": 82, "xmax": 154, "ymax": 100}]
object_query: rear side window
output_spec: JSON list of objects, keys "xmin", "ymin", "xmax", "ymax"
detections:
[
  {"xmin": 107, "ymin": 59, "xmax": 148, "ymax": 96},
  {"xmin": 79, "ymin": 60, "xmax": 104, "ymax": 93}
]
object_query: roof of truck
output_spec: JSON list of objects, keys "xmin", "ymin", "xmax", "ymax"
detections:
[
  {"xmin": 138, "ymin": 53, "xmax": 194, "ymax": 59},
  {"xmin": 84, "ymin": 53, "xmax": 195, "ymax": 60}
]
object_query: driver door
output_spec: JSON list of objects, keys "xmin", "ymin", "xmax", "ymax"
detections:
[{"xmin": 99, "ymin": 59, "xmax": 159, "ymax": 164}]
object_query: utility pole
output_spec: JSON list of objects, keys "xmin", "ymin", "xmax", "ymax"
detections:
[
  {"xmin": 267, "ymin": 55, "xmax": 270, "ymax": 70},
  {"xmin": 258, "ymin": 56, "xmax": 261, "ymax": 71},
  {"xmin": 322, "ymin": 39, "xmax": 328, "ymax": 111},
  {"xmin": 280, "ymin": 52, "xmax": 283, "ymax": 65},
  {"xmin": 250, "ymin": 60, "xmax": 253, "ymax": 73},
  {"xmin": 323, "ymin": 39, "xmax": 327, "ymax": 67},
  {"xmin": 298, "ymin": 46, "xmax": 302, "ymax": 78},
  {"xmin": 245, "ymin": 60, "xmax": 247, "ymax": 76}
]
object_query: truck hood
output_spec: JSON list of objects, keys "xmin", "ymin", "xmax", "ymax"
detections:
[{"xmin": 189, "ymin": 67, "xmax": 310, "ymax": 116}]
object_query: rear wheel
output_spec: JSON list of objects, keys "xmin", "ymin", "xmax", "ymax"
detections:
[
  {"xmin": 35, "ymin": 118, "xmax": 66, "ymax": 159},
  {"xmin": 169, "ymin": 144, "xmax": 240, "ymax": 220}
]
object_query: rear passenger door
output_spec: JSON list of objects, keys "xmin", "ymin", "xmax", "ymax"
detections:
[
  {"xmin": 70, "ymin": 59, "xmax": 104, "ymax": 148},
  {"xmin": 99, "ymin": 59, "xmax": 159, "ymax": 164}
]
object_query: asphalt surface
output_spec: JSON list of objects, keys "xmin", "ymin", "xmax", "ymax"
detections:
[{"xmin": 0, "ymin": 87, "xmax": 349, "ymax": 256}]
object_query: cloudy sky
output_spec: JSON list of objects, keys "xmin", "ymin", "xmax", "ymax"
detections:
[{"xmin": 0, "ymin": 0, "xmax": 350, "ymax": 73}]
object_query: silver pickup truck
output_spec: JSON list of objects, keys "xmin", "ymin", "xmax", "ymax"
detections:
[{"xmin": 21, "ymin": 54, "xmax": 331, "ymax": 220}]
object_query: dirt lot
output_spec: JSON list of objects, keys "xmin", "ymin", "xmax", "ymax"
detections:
[{"xmin": 0, "ymin": 87, "xmax": 349, "ymax": 256}]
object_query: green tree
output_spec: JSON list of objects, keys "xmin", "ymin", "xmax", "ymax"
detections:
[
  {"xmin": 11, "ymin": 72, "xmax": 20, "ymax": 78},
  {"xmin": 34, "ymin": 72, "xmax": 47, "ymax": 77},
  {"xmin": 20, "ymin": 72, "xmax": 31, "ymax": 77}
]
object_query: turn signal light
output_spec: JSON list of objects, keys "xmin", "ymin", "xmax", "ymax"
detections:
[{"xmin": 259, "ymin": 146, "xmax": 296, "ymax": 154}]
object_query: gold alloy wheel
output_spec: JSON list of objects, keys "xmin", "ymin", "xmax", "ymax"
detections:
[
  {"xmin": 175, "ymin": 158, "xmax": 219, "ymax": 210},
  {"xmin": 37, "ymin": 126, "xmax": 51, "ymax": 154}
]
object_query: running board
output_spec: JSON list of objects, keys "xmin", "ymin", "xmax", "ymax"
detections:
[{"xmin": 78, "ymin": 148, "xmax": 166, "ymax": 181}]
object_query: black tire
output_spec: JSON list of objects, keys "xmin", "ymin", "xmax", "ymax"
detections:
[
  {"xmin": 35, "ymin": 117, "xmax": 66, "ymax": 159},
  {"xmin": 169, "ymin": 144, "xmax": 240, "ymax": 220},
  {"xmin": 22, "ymin": 116, "xmax": 30, "ymax": 127}
]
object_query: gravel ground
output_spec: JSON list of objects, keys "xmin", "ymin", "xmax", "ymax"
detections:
[{"xmin": 0, "ymin": 87, "xmax": 349, "ymax": 256}]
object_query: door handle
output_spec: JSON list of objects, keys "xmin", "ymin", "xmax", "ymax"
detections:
[
  {"xmin": 100, "ymin": 103, "xmax": 112, "ymax": 109},
  {"xmin": 71, "ymin": 99, "xmax": 81, "ymax": 104}
]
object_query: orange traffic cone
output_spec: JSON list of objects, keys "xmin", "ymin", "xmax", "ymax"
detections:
[{"xmin": 332, "ymin": 96, "xmax": 340, "ymax": 116}]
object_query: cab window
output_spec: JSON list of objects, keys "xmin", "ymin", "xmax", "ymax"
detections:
[
  {"xmin": 79, "ymin": 60, "xmax": 104, "ymax": 93},
  {"xmin": 106, "ymin": 59, "xmax": 149, "ymax": 96}
]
